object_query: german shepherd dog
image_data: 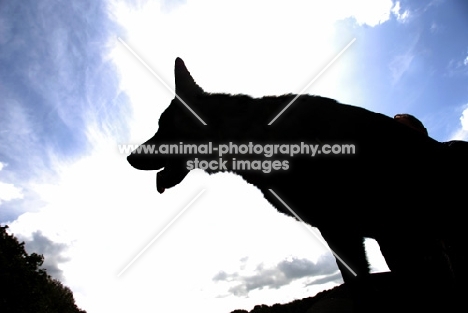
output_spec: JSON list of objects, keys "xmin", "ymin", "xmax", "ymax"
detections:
[{"xmin": 128, "ymin": 58, "xmax": 465, "ymax": 295}]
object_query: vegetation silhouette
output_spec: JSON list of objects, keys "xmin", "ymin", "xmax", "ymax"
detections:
[{"xmin": 0, "ymin": 225, "xmax": 86, "ymax": 313}]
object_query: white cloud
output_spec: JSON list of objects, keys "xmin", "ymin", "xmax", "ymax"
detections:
[
  {"xmin": 19, "ymin": 230, "xmax": 71, "ymax": 281},
  {"xmin": 0, "ymin": 162, "xmax": 23, "ymax": 205},
  {"xmin": 392, "ymin": 1, "xmax": 410, "ymax": 22},
  {"xmin": 389, "ymin": 53, "xmax": 415, "ymax": 84},
  {"xmin": 448, "ymin": 105, "xmax": 468, "ymax": 141},
  {"xmin": 460, "ymin": 105, "xmax": 468, "ymax": 131},
  {"xmin": 446, "ymin": 54, "xmax": 468, "ymax": 77},
  {"xmin": 448, "ymin": 129, "xmax": 468, "ymax": 141},
  {"xmin": 0, "ymin": 181, "xmax": 23, "ymax": 204},
  {"xmin": 388, "ymin": 31, "xmax": 420, "ymax": 85},
  {"xmin": 342, "ymin": 0, "xmax": 395, "ymax": 26},
  {"xmin": 430, "ymin": 22, "xmax": 444, "ymax": 34},
  {"xmin": 213, "ymin": 254, "xmax": 341, "ymax": 297}
]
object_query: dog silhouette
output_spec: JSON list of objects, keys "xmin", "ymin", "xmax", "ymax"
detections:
[{"xmin": 128, "ymin": 58, "xmax": 465, "ymax": 287}]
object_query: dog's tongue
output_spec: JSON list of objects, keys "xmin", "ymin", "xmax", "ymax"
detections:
[
  {"xmin": 156, "ymin": 165, "xmax": 189, "ymax": 194},
  {"xmin": 156, "ymin": 171, "xmax": 166, "ymax": 194}
]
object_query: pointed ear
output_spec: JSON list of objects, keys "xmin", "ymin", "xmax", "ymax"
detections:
[{"xmin": 175, "ymin": 57, "xmax": 204, "ymax": 96}]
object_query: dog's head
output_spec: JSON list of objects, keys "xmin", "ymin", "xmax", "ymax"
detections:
[{"xmin": 127, "ymin": 58, "xmax": 209, "ymax": 193}]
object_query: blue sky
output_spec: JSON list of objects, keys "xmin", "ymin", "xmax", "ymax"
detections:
[
  {"xmin": 1, "ymin": 1, "xmax": 467, "ymax": 312},
  {"xmin": 342, "ymin": 0, "xmax": 468, "ymax": 138},
  {"xmin": 0, "ymin": 0, "xmax": 131, "ymax": 220}
]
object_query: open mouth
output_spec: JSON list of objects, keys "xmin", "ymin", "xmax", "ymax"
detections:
[
  {"xmin": 155, "ymin": 162, "xmax": 190, "ymax": 194},
  {"xmin": 127, "ymin": 152, "xmax": 190, "ymax": 193}
]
